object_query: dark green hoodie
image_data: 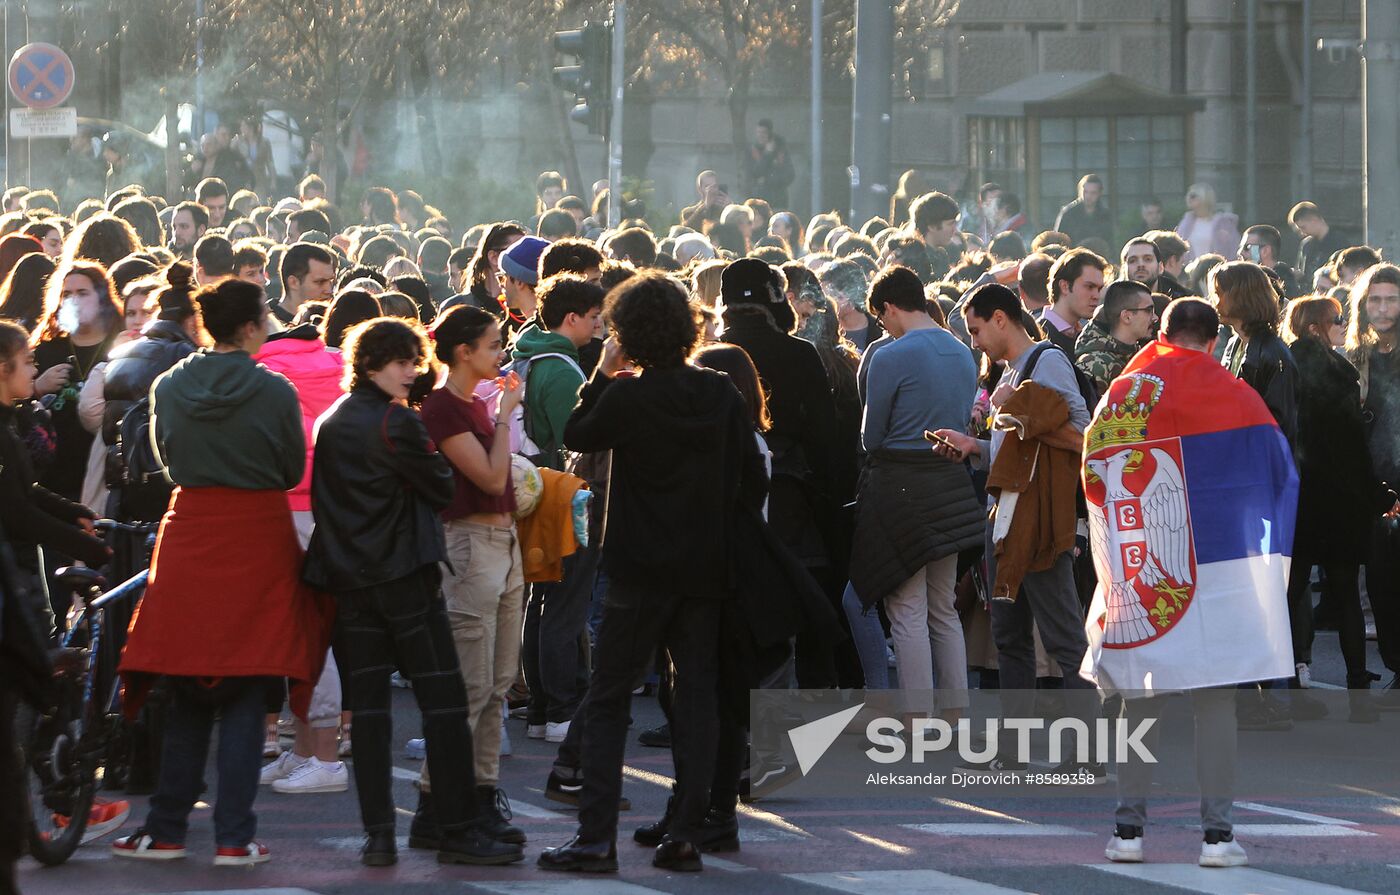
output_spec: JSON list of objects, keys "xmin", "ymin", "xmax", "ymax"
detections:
[
  {"xmin": 511, "ymin": 323, "xmax": 585, "ymax": 470},
  {"xmin": 150, "ymin": 349, "xmax": 305, "ymax": 490}
]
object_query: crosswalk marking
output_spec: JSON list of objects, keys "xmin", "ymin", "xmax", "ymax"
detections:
[
  {"xmin": 1231, "ymin": 823, "xmax": 1373, "ymax": 837},
  {"xmin": 1237, "ymin": 802, "xmax": 1360, "ymax": 826},
  {"xmin": 786, "ymin": 869, "xmax": 1027, "ymax": 894},
  {"xmin": 902, "ymin": 822, "xmax": 1091, "ymax": 836},
  {"xmin": 472, "ymin": 882, "xmax": 663, "ymax": 895},
  {"xmin": 319, "ymin": 835, "xmax": 409, "ymax": 852},
  {"xmin": 841, "ymin": 829, "xmax": 914, "ymax": 855},
  {"xmin": 703, "ymin": 854, "xmax": 755, "ymax": 872},
  {"xmin": 508, "ymin": 798, "xmax": 566, "ymax": 820},
  {"xmin": 1090, "ymin": 864, "xmax": 1375, "ymax": 894},
  {"xmin": 166, "ymin": 890, "xmax": 326, "ymax": 895}
]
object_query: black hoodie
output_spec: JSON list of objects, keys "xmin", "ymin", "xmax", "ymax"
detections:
[{"xmin": 564, "ymin": 364, "xmax": 767, "ymax": 599}]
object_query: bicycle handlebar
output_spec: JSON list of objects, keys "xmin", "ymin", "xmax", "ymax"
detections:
[{"xmin": 86, "ymin": 569, "xmax": 149, "ymax": 612}]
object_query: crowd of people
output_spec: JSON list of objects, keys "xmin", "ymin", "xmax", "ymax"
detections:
[{"xmin": 1, "ymin": 142, "xmax": 1398, "ymax": 884}]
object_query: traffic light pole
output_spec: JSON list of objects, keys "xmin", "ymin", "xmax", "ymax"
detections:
[{"xmin": 607, "ymin": 0, "xmax": 625, "ymax": 229}]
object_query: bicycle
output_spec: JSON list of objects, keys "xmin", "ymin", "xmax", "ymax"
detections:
[{"xmin": 18, "ymin": 520, "xmax": 158, "ymax": 866}]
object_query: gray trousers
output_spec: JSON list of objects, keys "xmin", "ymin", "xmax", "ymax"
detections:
[
  {"xmin": 1115, "ymin": 688, "xmax": 1235, "ymax": 834},
  {"xmin": 987, "ymin": 543, "xmax": 1095, "ymax": 715}
]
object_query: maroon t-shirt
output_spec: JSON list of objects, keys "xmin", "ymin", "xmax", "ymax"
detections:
[{"xmin": 420, "ymin": 387, "xmax": 517, "ymax": 520}]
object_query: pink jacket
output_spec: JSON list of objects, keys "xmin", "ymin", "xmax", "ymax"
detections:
[
  {"xmin": 254, "ymin": 334, "xmax": 345, "ymax": 511},
  {"xmin": 1175, "ymin": 211, "xmax": 1240, "ymax": 262}
]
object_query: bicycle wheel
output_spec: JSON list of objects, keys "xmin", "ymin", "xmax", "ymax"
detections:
[{"xmin": 17, "ymin": 676, "xmax": 95, "ymax": 866}]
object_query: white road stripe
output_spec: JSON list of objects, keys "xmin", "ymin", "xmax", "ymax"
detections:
[
  {"xmin": 703, "ymin": 854, "xmax": 755, "ymax": 872},
  {"xmin": 1231, "ymin": 823, "xmax": 1373, "ymax": 837},
  {"xmin": 786, "ymin": 869, "xmax": 1027, "ymax": 894},
  {"xmin": 166, "ymin": 890, "xmax": 326, "ymax": 895},
  {"xmin": 902, "ymin": 822, "xmax": 1091, "ymax": 836},
  {"xmin": 1236, "ymin": 802, "xmax": 1359, "ymax": 826},
  {"xmin": 508, "ymin": 798, "xmax": 566, "ymax": 820},
  {"xmin": 389, "ymin": 768, "xmax": 564, "ymax": 819},
  {"xmin": 472, "ymin": 882, "xmax": 663, "ymax": 895},
  {"xmin": 319, "ymin": 835, "xmax": 409, "ymax": 852},
  {"xmin": 1091, "ymin": 863, "xmax": 1375, "ymax": 894}
]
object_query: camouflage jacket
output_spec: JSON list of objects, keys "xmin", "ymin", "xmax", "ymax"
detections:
[{"xmin": 1074, "ymin": 320, "xmax": 1138, "ymax": 394}]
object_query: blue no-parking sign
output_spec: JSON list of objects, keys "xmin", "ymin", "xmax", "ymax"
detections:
[{"xmin": 8, "ymin": 43, "xmax": 75, "ymax": 111}]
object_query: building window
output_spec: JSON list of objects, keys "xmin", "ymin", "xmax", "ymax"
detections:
[
  {"xmin": 1116, "ymin": 115, "xmax": 1185, "ymax": 214},
  {"xmin": 969, "ymin": 117, "xmax": 1026, "ymax": 198}
]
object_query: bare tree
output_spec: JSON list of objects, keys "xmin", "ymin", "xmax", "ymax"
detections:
[{"xmin": 222, "ymin": 0, "xmax": 414, "ymax": 202}]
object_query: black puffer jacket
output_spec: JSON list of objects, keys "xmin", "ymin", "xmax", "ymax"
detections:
[
  {"xmin": 302, "ymin": 384, "xmax": 453, "ymax": 593},
  {"xmin": 101, "ymin": 320, "xmax": 197, "ymax": 444},
  {"xmin": 849, "ymin": 449, "xmax": 986, "ymax": 610},
  {"xmin": 1291, "ymin": 337, "xmax": 1395, "ymax": 563}
]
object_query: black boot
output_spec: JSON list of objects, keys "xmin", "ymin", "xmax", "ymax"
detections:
[
  {"xmin": 478, "ymin": 785, "xmax": 526, "ymax": 844},
  {"xmin": 700, "ymin": 808, "xmax": 740, "ymax": 852},
  {"xmin": 408, "ymin": 789, "xmax": 441, "ymax": 850},
  {"xmin": 438, "ymin": 823, "xmax": 525, "ymax": 865},
  {"xmin": 1348, "ymin": 672, "xmax": 1380, "ymax": 723},
  {"xmin": 633, "ymin": 795, "xmax": 674, "ymax": 846},
  {"xmin": 653, "ymin": 836, "xmax": 703, "ymax": 871},
  {"xmin": 361, "ymin": 829, "xmax": 397, "ymax": 866},
  {"xmin": 538, "ymin": 835, "xmax": 618, "ymax": 872}
]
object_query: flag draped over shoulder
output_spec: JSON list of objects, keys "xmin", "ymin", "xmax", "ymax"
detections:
[{"xmin": 1078, "ymin": 338, "xmax": 1298, "ymax": 695}]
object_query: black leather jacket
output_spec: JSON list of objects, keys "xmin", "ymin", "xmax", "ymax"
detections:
[
  {"xmin": 1225, "ymin": 326, "xmax": 1299, "ymax": 446},
  {"xmin": 101, "ymin": 320, "xmax": 197, "ymax": 444},
  {"xmin": 302, "ymin": 384, "xmax": 454, "ymax": 593}
]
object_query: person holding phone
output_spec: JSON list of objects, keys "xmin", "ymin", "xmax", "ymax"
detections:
[
  {"xmin": 681, "ymin": 170, "xmax": 729, "ymax": 231},
  {"xmin": 1238, "ymin": 225, "xmax": 1301, "ymax": 299}
]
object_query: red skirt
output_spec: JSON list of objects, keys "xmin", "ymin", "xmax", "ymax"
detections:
[{"xmin": 120, "ymin": 487, "xmax": 335, "ymax": 720}]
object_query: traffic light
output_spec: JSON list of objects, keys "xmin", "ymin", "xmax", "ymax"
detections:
[{"xmin": 553, "ymin": 22, "xmax": 611, "ymax": 136}]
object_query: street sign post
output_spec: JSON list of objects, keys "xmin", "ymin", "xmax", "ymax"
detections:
[
  {"xmin": 8, "ymin": 42, "xmax": 75, "ymax": 110},
  {"xmin": 10, "ymin": 106, "xmax": 76, "ymax": 138}
]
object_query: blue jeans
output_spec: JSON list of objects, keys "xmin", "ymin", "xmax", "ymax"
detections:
[
  {"xmin": 842, "ymin": 582, "xmax": 889, "ymax": 690},
  {"xmin": 144, "ymin": 677, "xmax": 265, "ymax": 848},
  {"xmin": 522, "ymin": 547, "xmax": 597, "ymax": 724}
]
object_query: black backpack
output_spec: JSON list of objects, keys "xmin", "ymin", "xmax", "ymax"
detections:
[
  {"xmin": 106, "ymin": 397, "xmax": 173, "ymax": 523},
  {"xmin": 1023, "ymin": 342, "xmax": 1101, "ymax": 418},
  {"xmin": 1023, "ymin": 341, "xmax": 1099, "ymax": 517}
]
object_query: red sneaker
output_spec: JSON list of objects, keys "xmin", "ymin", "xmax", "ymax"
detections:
[
  {"xmin": 52, "ymin": 797, "xmax": 130, "ymax": 844},
  {"xmin": 111, "ymin": 829, "xmax": 186, "ymax": 860},
  {"xmin": 214, "ymin": 841, "xmax": 271, "ymax": 866}
]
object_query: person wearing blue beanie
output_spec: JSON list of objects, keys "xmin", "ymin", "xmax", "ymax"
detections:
[
  {"xmin": 499, "ymin": 236, "xmax": 550, "ymax": 340},
  {"xmin": 500, "ymin": 236, "xmax": 549, "ymax": 286}
]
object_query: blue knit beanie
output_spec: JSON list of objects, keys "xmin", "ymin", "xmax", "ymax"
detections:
[{"xmin": 499, "ymin": 236, "xmax": 549, "ymax": 286}]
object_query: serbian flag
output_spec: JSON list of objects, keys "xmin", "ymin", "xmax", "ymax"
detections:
[{"xmin": 1078, "ymin": 337, "xmax": 1298, "ymax": 695}]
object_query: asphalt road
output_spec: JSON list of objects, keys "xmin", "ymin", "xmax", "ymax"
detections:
[{"xmin": 16, "ymin": 621, "xmax": 1400, "ymax": 895}]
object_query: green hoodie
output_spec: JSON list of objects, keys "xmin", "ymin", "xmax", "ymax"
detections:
[
  {"xmin": 510, "ymin": 323, "xmax": 585, "ymax": 470},
  {"xmin": 150, "ymin": 349, "xmax": 305, "ymax": 490}
]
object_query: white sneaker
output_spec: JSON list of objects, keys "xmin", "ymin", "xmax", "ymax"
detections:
[
  {"xmin": 259, "ymin": 751, "xmax": 308, "ymax": 786},
  {"xmin": 545, "ymin": 720, "xmax": 570, "ymax": 743},
  {"xmin": 405, "ymin": 737, "xmax": 426, "ymax": 760},
  {"xmin": 271, "ymin": 757, "xmax": 349, "ymax": 794},
  {"xmin": 1199, "ymin": 833, "xmax": 1248, "ymax": 867},
  {"xmin": 1105, "ymin": 830, "xmax": 1144, "ymax": 863},
  {"xmin": 1296, "ymin": 662, "xmax": 1313, "ymax": 688},
  {"xmin": 526, "ymin": 723, "xmax": 547, "ymax": 740}
]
